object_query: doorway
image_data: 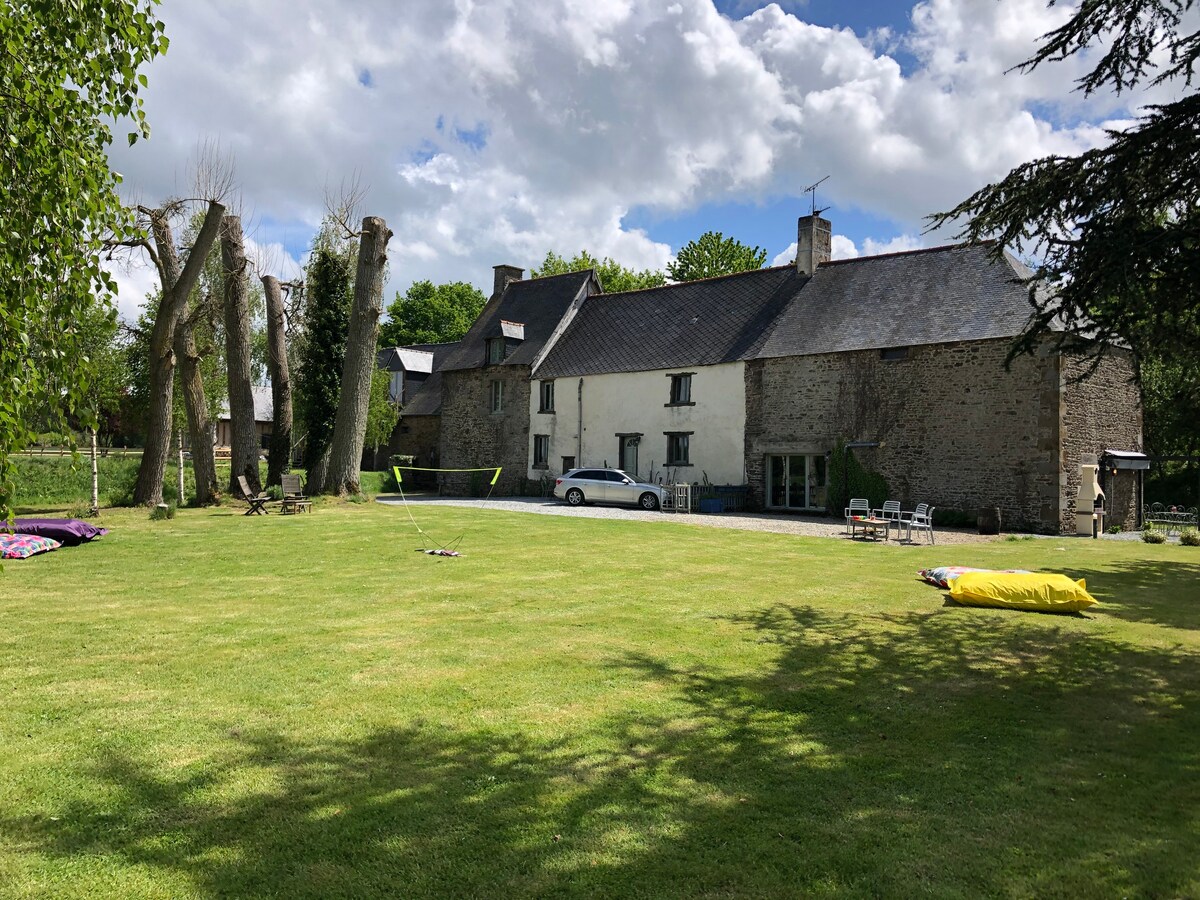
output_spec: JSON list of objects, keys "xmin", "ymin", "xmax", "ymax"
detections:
[
  {"xmin": 767, "ymin": 454, "xmax": 827, "ymax": 510},
  {"xmin": 618, "ymin": 434, "xmax": 640, "ymax": 477}
]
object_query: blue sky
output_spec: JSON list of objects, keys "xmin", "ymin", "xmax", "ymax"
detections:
[{"xmin": 107, "ymin": 0, "xmax": 1132, "ymax": 313}]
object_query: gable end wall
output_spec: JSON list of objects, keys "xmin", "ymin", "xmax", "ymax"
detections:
[
  {"xmin": 745, "ymin": 338, "xmax": 1063, "ymax": 530},
  {"xmin": 439, "ymin": 366, "xmax": 532, "ymax": 495}
]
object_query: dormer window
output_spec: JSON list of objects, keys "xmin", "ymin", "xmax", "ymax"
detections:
[{"xmin": 486, "ymin": 337, "xmax": 506, "ymax": 364}]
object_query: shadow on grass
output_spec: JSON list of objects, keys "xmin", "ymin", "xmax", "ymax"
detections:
[
  {"xmin": 3, "ymin": 609, "xmax": 1198, "ymax": 897},
  {"xmin": 1068, "ymin": 557, "xmax": 1200, "ymax": 631}
]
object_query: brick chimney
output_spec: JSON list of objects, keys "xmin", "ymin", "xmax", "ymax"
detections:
[
  {"xmin": 493, "ymin": 264, "xmax": 524, "ymax": 297},
  {"xmin": 796, "ymin": 214, "xmax": 832, "ymax": 275}
]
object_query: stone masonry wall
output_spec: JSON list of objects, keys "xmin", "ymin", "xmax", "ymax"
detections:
[
  {"xmin": 384, "ymin": 414, "xmax": 442, "ymax": 490},
  {"xmin": 439, "ymin": 366, "xmax": 532, "ymax": 495},
  {"xmin": 1060, "ymin": 350, "xmax": 1142, "ymax": 531},
  {"xmin": 745, "ymin": 338, "xmax": 1063, "ymax": 531}
]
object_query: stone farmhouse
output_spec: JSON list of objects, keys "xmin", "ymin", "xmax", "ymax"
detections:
[{"xmin": 383, "ymin": 215, "xmax": 1143, "ymax": 533}]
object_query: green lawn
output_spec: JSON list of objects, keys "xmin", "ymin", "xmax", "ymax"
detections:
[{"xmin": 1, "ymin": 502, "xmax": 1198, "ymax": 898}]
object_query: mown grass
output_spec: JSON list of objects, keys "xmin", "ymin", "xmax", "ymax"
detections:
[{"xmin": 1, "ymin": 501, "xmax": 1198, "ymax": 898}]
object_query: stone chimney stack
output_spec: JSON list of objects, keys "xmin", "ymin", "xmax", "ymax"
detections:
[
  {"xmin": 493, "ymin": 264, "xmax": 524, "ymax": 297},
  {"xmin": 796, "ymin": 214, "xmax": 832, "ymax": 275}
]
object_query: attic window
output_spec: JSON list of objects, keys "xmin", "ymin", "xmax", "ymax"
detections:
[
  {"xmin": 486, "ymin": 337, "xmax": 506, "ymax": 364},
  {"xmin": 880, "ymin": 347, "xmax": 909, "ymax": 362}
]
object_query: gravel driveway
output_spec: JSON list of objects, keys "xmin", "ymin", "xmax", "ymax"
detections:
[{"xmin": 375, "ymin": 494, "xmax": 1002, "ymax": 545}]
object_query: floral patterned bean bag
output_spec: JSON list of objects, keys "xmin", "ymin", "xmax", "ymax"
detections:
[{"xmin": 0, "ymin": 533, "xmax": 62, "ymax": 559}]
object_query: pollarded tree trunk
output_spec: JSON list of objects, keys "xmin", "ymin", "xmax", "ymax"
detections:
[
  {"xmin": 322, "ymin": 216, "xmax": 391, "ymax": 495},
  {"xmin": 175, "ymin": 316, "xmax": 218, "ymax": 504},
  {"xmin": 132, "ymin": 201, "xmax": 226, "ymax": 506},
  {"xmin": 263, "ymin": 275, "xmax": 293, "ymax": 488},
  {"xmin": 220, "ymin": 215, "xmax": 261, "ymax": 496}
]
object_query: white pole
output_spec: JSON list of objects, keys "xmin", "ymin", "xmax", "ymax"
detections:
[
  {"xmin": 90, "ymin": 428, "xmax": 99, "ymax": 515},
  {"xmin": 177, "ymin": 430, "xmax": 186, "ymax": 506}
]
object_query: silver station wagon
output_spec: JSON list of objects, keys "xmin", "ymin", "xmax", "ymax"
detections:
[{"xmin": 553, "ymin": 468, "xmax": 667, "ymax": 511}]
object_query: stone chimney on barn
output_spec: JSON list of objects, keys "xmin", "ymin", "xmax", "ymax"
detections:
[
  {"xmin": 493, "ymin": 264, "xmax": 524, "ymax": 297},
  {"xmin": 796, "ymin": 214, "xmax": 832, "ymax": 275}
]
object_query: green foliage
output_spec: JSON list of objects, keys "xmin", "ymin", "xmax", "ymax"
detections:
[
  {"xmin": 382, "ymin": 454, "xmax": 415, "ymax": 491},
  {"xmin": 148, "ymin": 501, "xmax": 176, "ymax": 521},
  {"xmin": 364, "ymin": 369, "xmax": 400, "ymax": 453},
  {"xmin": 930, "ymin": 3, "xmax": 1200, "ymax": 368},
  {"xmin": 1107, "ymin": 524, "xmax": 1123, "ymax": 534},
  {"xmin": 0, "ymin": 0, "xmax": 167, "ymax": 523},
  {"xmin": 826, "ymin": 441, "xmax": 889, "ymax": 514},
  {"xmin": 1145, "ymin": 464, "xmax": 1200, "ymax": 508},
  {"xmin": 1180, "ymin": 527, "xmax": 1200, "ymax": 547},
  {"xmin": 357, "ymin": 471, "xmax": 389, "ymax": 495},
  {"xmin": 1143, "ymin": 529, "xmax": 1168, "ymax": 544},
  {"xmin": 1141, "ymin": 353, "xmax": 1200, "ymax": 460},
  {"xmin": 666, "ymin": 232, "xmax": 766, "ymax": 282},
  {"xmin": 379, "ymin": 280, "xmax": 486, "ymax": 348},
  {"xmin": 531, "ymin": 250, "xmax": 666, "ymax": 293},
  {"xmin": 296, "ymin": 247, "xmax": 353, "ymax": 471}
]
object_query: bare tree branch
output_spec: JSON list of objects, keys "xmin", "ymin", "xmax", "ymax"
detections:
[{"xmin": 325, "ymin": 173, "xmax": 366, "ymax": 238}]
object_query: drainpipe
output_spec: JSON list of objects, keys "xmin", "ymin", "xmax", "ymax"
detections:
[{"xmin": 577, "ymin": 377, "xmax": 584, "ymax": 463}]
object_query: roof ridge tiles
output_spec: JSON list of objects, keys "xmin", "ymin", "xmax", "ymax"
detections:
[
  {"xmin": 820, "ymin": 239, "xmax": 996, "ymax": 267},
  {"xmin": 595, "ymin": 263, "xmax": 795, "ymax": 298}
]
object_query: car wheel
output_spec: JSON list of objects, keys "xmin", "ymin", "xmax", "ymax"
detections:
[
  {"xmin": 565, "ymin": 488, "xmax": 585, "ymax": 506},
  {"xmin": 639, "ymin": 492, "xmax": 660, "ymax": 511}
]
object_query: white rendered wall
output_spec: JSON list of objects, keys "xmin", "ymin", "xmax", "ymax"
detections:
[{"xmin": 527, "ymin": 362, "xmax": 747, "ymax": 484}]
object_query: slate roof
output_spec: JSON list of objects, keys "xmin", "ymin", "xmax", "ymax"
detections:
[
  {"xmin": 533, "ymin": 266, "xmax": 805, "ymax": 378},
  {"xmin": 755, "ymin": 243, "xmax": 1037, "ymax": 359},
  {"xmin": 439, "ymin": 270, "xmax": 596, "ymax": 372},
  {"xmin": 218, "ymin": 385, "xmax": 273, "ymax": 423},
  {"xmin": 532, "ymin": 243, "xmax": 1038, "ymax": 377},
  {"xmin": 398, "ymin": 341, "xmax": 461, "ymax": 416}
]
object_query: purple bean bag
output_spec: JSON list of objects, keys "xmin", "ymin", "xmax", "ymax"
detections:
[{"xmin": 2, "ymin": 518, "xmax": 108, "ymax": 546}]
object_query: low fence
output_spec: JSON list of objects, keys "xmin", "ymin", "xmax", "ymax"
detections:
[
  {"xmin": 1143, "ymin": 504, "xmax": 1198, "ymax": 533},
  {"xmin": 666, "ymin": 483, "xmax": 751, "ymax": 514}
]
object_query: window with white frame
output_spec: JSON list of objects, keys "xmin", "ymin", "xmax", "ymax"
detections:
[
  {"xmin": 489, "ymin": 379, "xmax": 504, "ymax": 413},
  {"xmin": 533, "ymin": 434, "xmax": 549, "ymax": 468},
  {"xmin": 665, "ymin": 432, "xmax": 691, "ymax": 466},
  {"xmin": 668, "ymin": 373, "xmax": 693, "ymax": 405},
  {"xmin": 539, "ymin": 379, "xmax": 555, "ymax": 413}
]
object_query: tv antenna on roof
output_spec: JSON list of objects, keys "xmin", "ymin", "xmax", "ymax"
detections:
[{"xmin": 802, "ymin": 175, "xmax": 830, "ymax": 217}]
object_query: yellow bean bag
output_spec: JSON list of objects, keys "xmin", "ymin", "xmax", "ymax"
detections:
[{"xmin": 949, "ymin": 571, "xmax": 1098, "ymax": 613}]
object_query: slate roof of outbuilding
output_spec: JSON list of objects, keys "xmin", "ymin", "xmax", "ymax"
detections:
[
  {"xmin": 533, "ymin": 266, "xmax": 805, "ymax": 378},
  {"xmin": 439, "ymin": 270, "xmax": 595, "ymax": 372},
  {"xmin": 755, "ymin": 243, "xmax": 1037, "ymax": 359},
  {"xmin": 218, "ymin": 385, "xmax": 273, "ymax": 423},
  {"xmin": 397, "ymin": 341, "xmax": 461, "ymax": 417},
  {"xmin": 376, "ymin": 346, "xmax": 434, "ymax": 374}
]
